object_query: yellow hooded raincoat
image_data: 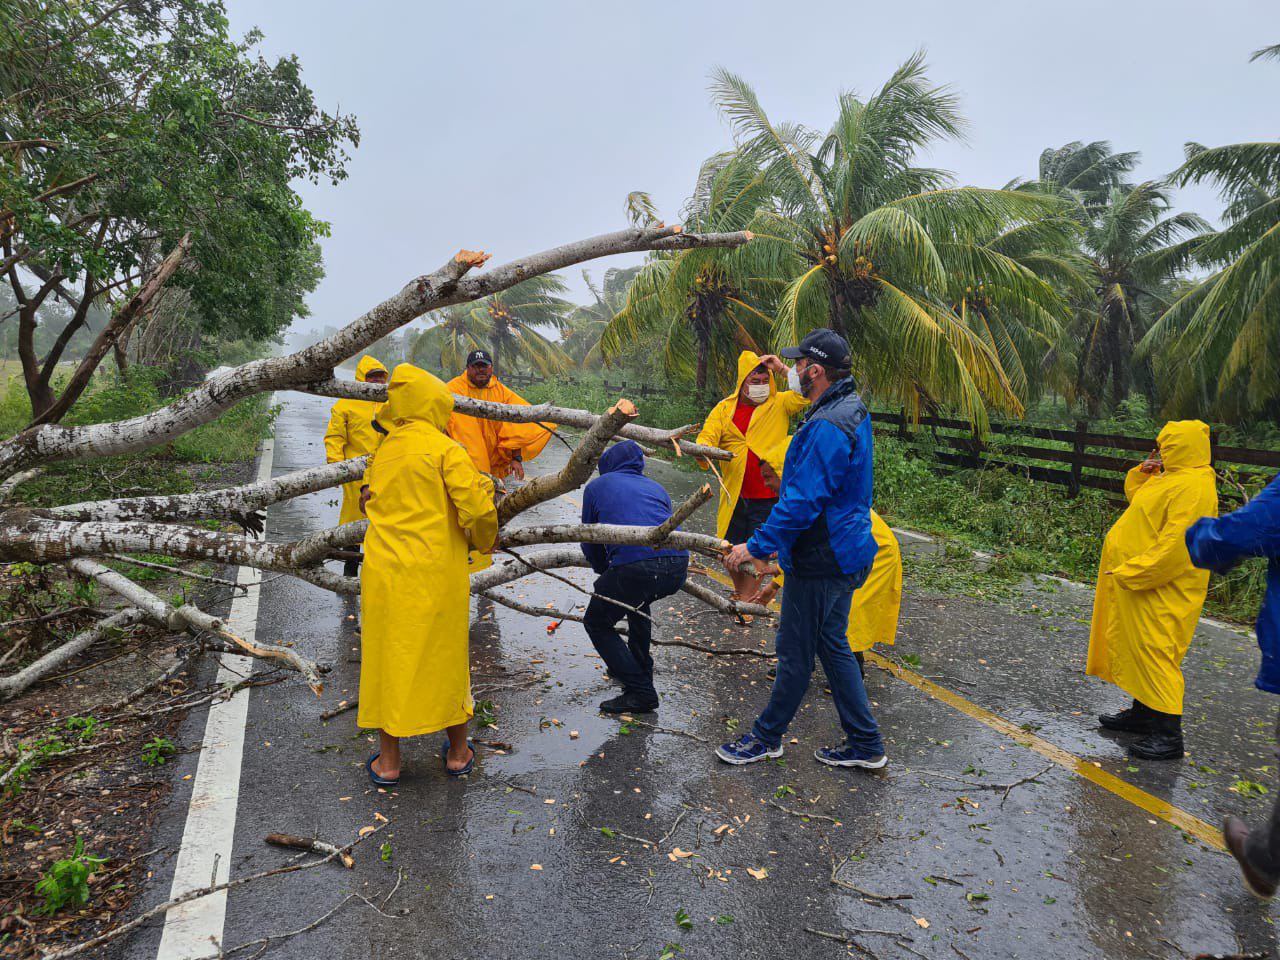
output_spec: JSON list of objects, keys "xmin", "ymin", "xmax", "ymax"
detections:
[
  {"xmin": 1085, "ymin": 420, "xmax": 1219, "ymax": 714},
  {"xmin": 324, "ymin": 355, "xmax": 388, "ymax": 526},
  {"xmin": 445, "ymin": 373, "xmax": 555, "ymax": 479},
  {"xmin": 695, "ymin": 352, "xmax": 808, "ymax": 540},
  {"xmin": 758, "ymin": 439, "xmax": 902, "ymax": 653},
  {"xmin": 358, "ymin": 365, "xmax": 499, "ymax": 738}
]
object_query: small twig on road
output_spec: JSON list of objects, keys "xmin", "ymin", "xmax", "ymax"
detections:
[
  {"xmin": 382, "ymin": 866, "xmax": 406, "ymax": 908},
  {"xmin": 576, "ymin": 810, "xmax": 656, "ymax": 849},
  {"xmin": 617, "ymin": 717, "xmax": 713, "ymax": 744},
  {"xmin": 830, "ymin": 851, "xmax": 913, "ymax": 902},
  {"xmin": 907, "ymin": 764, "xmax": 1054, "ymax": 807},
  {"xmin": 768, "ymin": 799, "xmax": 843, "ymax": 825},
  {"xmin": 493, "ymin": 776, "xmax": 538, "ymax": 796},
  {"xmin": 265, "ymin": 833, "xmax": 354, "ymax": 869},
  {"xmin": 804, "ymin": 928, "xmax": 880, "ymax": 958},
  {"xmin": 320, "ymin": 698, "xmax": 357, "ymax": 721},
  {"xmin": 658, "ymin": 809, "xmax": 689, "ymax": 848}
]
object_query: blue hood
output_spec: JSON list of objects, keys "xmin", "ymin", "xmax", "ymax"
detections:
[{"xmin": 599, "ymin": 440, "xmax": 645, "ymax": 476}]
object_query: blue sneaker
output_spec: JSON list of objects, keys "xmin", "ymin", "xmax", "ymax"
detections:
[
  {"xmin": 716, "ymin": 733, "xmax": 783, "ymax": 765},
  {"xmin": 815, "ymin": 743, "xmax": 888, "ymax": 769}
]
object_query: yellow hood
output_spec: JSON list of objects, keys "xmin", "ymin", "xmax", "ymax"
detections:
[
  {"xmin": 355, "ymin": 355, "xmax": 388, "ymax": 383},
  {"xmin": 1157, "ymin": 420, "xmax": 1211, "ymax": 471},
  {"xmin": 727, "ymin": 350, "xmax": 777, "ymax": 402},
  {"xmin": 376, "ymin": 364, "xmax": 453, "ymax": 433},
  {"xmin": 758, "ymin": 436, "xmax": 792, "ymax": 475}
]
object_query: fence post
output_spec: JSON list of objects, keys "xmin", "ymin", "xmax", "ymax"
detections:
[
  {"xmin": 967, "ymin": 422, "xmax": 983, "ymax": 470},
  {"xmin": 897, "ymin": 407, "xmax": 909, "ymax": 441},
  {"xmin": 1068, "ymin": 418, "xmax": 1086, "ymax": 498}
]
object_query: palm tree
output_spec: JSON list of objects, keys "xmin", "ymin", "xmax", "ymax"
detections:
[
  {"xmin": 711, "ymin": 53, "xmax": 1070, "ymax": 424},
  {"xmin": 603, "ymin": 152, "xmax": 777, "ymax": 395},
  {"xmin": 412, "ymin": 275, "xmax": 573, "ymax": 377},
  {"xmin": 561, "ymin": 266, "xmax": 640, "ymax": 369},
  {"xmin": 1064, "ymin": 182, "xmax": 1209, "ymax": 415},
  {"xmin": 1140, "ymin": 137, "xmax": 1280, "ymax": 419}
]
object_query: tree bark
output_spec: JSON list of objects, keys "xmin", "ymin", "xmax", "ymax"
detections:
[
  {"xmin": 0, "ymin": 226, "xmax": 749, "ymax": 479},
  {"xmin": 32, "ymin": 234, "xmax": 191, "ymax": 426}
]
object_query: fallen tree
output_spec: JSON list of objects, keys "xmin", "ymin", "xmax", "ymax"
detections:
[{"xmin": 0, "ymin": 224, "xmax": 759, "ymax": 701}]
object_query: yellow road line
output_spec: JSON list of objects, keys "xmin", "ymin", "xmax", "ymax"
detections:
[{"xmin": 692, "ymin": 565, "xmax": 1224, "ymax": 851}]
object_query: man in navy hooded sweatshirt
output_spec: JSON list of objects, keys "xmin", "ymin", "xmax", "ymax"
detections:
[
  {"xmin": 1186, "ymin": 475, "xmax": 1280, "ymax": 898},
  {"xmin": 581, "ymin": 440, "xmax": 689, "ymax": 714}
]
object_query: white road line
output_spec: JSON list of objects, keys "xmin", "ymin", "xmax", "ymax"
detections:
[{"xmin": 156, "ymin": 433, "xmax": 275, "ymax": 960}]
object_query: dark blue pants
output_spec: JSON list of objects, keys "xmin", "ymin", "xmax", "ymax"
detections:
[
  {"xmin": 752, "ymin": 570, "xmax": 884, "ymax": 754},
  {"xmin": 584, "ymin": 556, "xmax": 689, "ymax": 700}
]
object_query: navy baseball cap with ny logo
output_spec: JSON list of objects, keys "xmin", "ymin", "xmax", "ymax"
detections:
[
  {"xmin": 779, "ymin": 329, "xmax": 851, "ymax": 368},
  {"xmin": 466, "ymin": 349, "xmax": 493, "ymax": 366}
]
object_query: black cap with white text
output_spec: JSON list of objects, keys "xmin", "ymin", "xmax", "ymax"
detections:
[
  {"xmin": 779, "ymin": 329, "xmax": 851, "ymax": 369},
  {"xmin": 466, "ymin": 349, "xmax": 493, "ymax": 367}
]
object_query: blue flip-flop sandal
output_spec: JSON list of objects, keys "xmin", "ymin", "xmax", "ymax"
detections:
[
  {"xmin": 439, "ymin": 740, "xmax": 475, "ymax": 777},
  {"xmin": 366, "ymin": 752, "xmax": 399, "ymax": 788}
]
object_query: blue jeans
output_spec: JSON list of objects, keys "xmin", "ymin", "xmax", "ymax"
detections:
[
  {"xmin": 752, "ymin": 570, "xmax": 884, "ymax": 754},
  {"xmin": 584, "ymin": 556, "xmax": 689, "ymax": 700}
]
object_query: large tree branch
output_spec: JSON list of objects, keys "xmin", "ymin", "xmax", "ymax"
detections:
[
  {"xmin": 32, "ymin": 233, "xmax": 192, "ymax": 425},
  {"xmin": 0, "ymin": 226, "xmax": 749, "ymax": 479},
  {"xmin": 0, "ymin": 606, "xmax": 145, "ymax": 702},
  {"xmin": 302, "ymin": 381, "xmax": 730, "ymax": 461},
  {"xmin": 497, "ymin": 398, "xmax": 636, "ymax": 523},
  {"xmin": 49, "ymin": 458, "xmax": 367, "ymax": 524}
]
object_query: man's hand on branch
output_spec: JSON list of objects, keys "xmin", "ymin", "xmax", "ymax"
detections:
[
  {"xmin": 509, "ymin": 456, "xmax": 525, "ymax": 481},
  {"xmin": 359, "ymin": 485, "xmax": 372, "ymax": 514},
  {"xmin": 724, "ymin": 542, "xmax": 769, "ymax": 577}
]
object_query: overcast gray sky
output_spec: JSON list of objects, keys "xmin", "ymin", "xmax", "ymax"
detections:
[{"xmin": 224, "ymin": 0, "xmax": 1277, "ymax": 336}]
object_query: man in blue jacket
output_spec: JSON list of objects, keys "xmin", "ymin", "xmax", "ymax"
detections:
[
  {"xmin": 1186, "ymin": 475, "xmax": 1280, "ymax": 898},
  {"xmin": 581, "ymin": 440, "xmax": 690, "ymax": 714},
  {"xmin": 718, "ymin": 329, "xmax": 886, "ymax": 769}
]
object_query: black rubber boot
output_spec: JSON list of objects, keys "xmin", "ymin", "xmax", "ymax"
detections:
[
  {"xmin": 1099, "ymin": 699, "xmax": 1157, "ymax": 734},
  {"xmin": 1129, "ymin": 711, "xmax": 1184, "ymax": 760},
  {"xmin": 599, "ymin": 691, "xmax": 659, "ymax": 714}
]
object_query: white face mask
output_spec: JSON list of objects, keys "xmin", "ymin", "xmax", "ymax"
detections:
[
  {"xmin": 745, "ymin": 382, "xmax": 770, "ymax": 403},
  {"xmin": 786, "ymin": 363, "xmax": 805, "ymax": 395}
]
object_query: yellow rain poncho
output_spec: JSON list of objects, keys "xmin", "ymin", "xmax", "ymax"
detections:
[
  {"xmin": 758, "ymin": 440, "xmax": 901, "ymax": 652},
  {"xmin": 1085, "ymin": 420, "xmax": 1219, "ymax": 714},
  {"xmin": 445, "ymin": 373, "xmax": 555, "ymax": 479},
  {"xmin": 695, "ymin": 352, "xmax": 808, "ymax": 539},
  {"xmin": 324, "ymin": 356, "xmax": 388, "ymax": 525},
  {"xmin": 358, "ymin": 365, "xmax": 498, "ymax": 738}
]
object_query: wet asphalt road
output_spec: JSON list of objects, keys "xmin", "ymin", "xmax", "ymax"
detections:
[{"xmin": 119, "ymin": 391, "xmax": 1280, "ymax": 960}]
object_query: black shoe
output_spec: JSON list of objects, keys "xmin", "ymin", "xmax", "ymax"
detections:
[
  {"xmin": 1099, "ymin": 707, "xmax": 1157, "ymax": 734},
  {"xmin": 1224, "ymin": 816, "xmax": 1280, "ymax": 900},
  {"xmin": 600, "ymin": 692, "xmax": 658, "ymax": 714},
  {"xmin": 1128, "ymin": 729, "xmax": 1184, "ymax": 760},
  {"xmin": 766, "ymin": 666, "xmax": 777, "ymax": 680}
]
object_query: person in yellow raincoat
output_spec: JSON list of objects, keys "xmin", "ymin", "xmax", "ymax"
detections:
[
  {"xmin": 748, "ymin": 438, "xmax": 903, "ymax": 675},
  {"xmin": 445, "ymin": 349, "xmax": 555, "ymax": 481},
  {"xmin": 323, "ymin": 355, "xmax": 388, "ymax": 577},
  {"xmin": 695, "ymin": 351, "xmax": 808, "ymax": 601},
  {"xmin": 1086, "ymin": 419, "xmax": 1218, "ymax": 761},
  {"xmin": 359, "ymin": 364, "xmax": 498, "ymax": 785}
]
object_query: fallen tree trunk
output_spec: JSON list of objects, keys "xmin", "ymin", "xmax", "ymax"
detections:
[
  {"xmin": 303, "ymin": 382, "xmax": 732, "ymax": 462},
  {"xmin": 0, "ymin": 225, "xmax": 748, "ymax": 480}
]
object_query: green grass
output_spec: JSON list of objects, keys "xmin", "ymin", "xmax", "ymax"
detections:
[
  {"xmin": 1, "ymin": 369, "xmax": 275, "ymax": 509},
  {"xmin": 875, "ymin": 437, "xmax": 1267, "ymax": 623}
]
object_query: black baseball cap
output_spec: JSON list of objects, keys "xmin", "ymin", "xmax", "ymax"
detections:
[
  {"xmin": 779, "ymin": 329, "xmax": 851, "ymax": 368},
  {"xmin": 466, "ymin": 349, "xmax": 493, "ymax": 367}
]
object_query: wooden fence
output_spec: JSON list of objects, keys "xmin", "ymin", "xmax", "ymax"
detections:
[{"xmin": 872, "ymin": 412, "xmax": 1280, "ymax": 503}]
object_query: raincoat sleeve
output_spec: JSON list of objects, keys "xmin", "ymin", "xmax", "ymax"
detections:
[
  {"xmin": 746, "ymin": 421, "xmax": 850, "ymax": 559},
  {"xmin": 1124, "ymin": 466, "xmax": 1154, "ymax": 503},
  {"xmin": 1110, "ymin": 480, "xmax": 1217, "ymax": 591},
  {"xmin": 1186, "ymin": 478, "xmax": 1280, "ymax": 572},
  {"xmin": 779, "ymin": 390, "xmax": 810, "ymax": 416},
  {"xmin": 694, "ymin": 405, "xmax": 726, "ymax": 471},
  {"xmin": 579, "ymin": 479, "xmax": 608, "ymax": 574},
  {"xmin": 493, "ymin": 382, "xmax": 555, "ymax": 461},
  {"xmin": 441, "ymin": 443, "xmax": 499, "ymax": 552},
  {"xmin": 324, "ymin": 406, "xmax": 347, "ymax": 463}
]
